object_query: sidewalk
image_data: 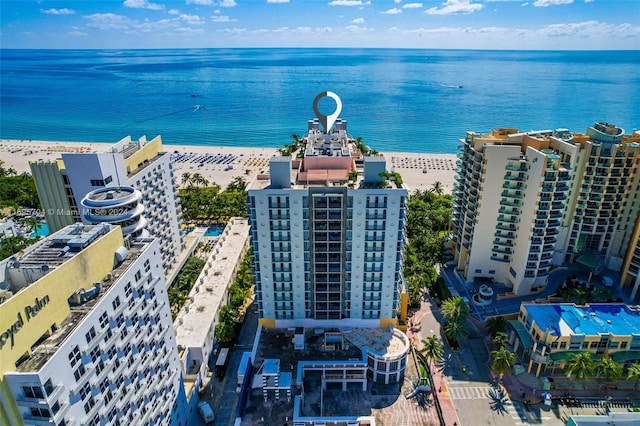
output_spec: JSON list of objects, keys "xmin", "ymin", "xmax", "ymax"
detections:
[{"xmin": 406, "ymin": 299, "xmax": 461, "ymax": 426}]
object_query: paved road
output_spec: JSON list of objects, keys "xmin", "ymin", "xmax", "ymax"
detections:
[{"xmin": 190, "ymin": 303, "xmax": 259, "ymax": 426}]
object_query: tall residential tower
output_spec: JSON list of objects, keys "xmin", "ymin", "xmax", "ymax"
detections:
[
  {"xmin": 0, "ymin": 224, "xmax": 189, "ymax": 426},
  {"xmin": 248, "ymin": 93, "xmax": 408, "ymax": 327},
  {"xmin": 453, "ymin": 123, "xmax": 640, "ymax": 296},
  {"xmin": 30, "ymin": 136, "xmax": 183, "ymax": 273}
]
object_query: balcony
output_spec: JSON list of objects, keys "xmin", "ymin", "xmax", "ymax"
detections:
[
  {"xmin": 490, "ymin": 255, "xmax": 510, "ymax": 263},
  {"xmin": 504, "ymin": 174, "xmax": 526, "ymax": 182}
]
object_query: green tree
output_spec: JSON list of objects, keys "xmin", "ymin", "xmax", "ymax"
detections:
[
  {"xmin": 565, "ymin": 352, "xmax": 595, "ymax": 381},
  {"xmin": 443, "ymin": 320, "xmax": 467, "ymax": 343},
  {"xmin": 421, "ymin": 335, "xmax": 444, "ymax": 371},
  {"xmin": 215, "ymin": 322, "xmax": 236, "ymax": 344},
  {"xmin": 430, "ymin": 181, "xmax": 444, "ymax": 196},
  {"xmin": 441, "ymin": 296, "xmax": 470, "ymax": 325},
  {"xmin": 627, "ymin": 363, "xmax": 640, "ymax": 389},
  {"xmin": 595, "ymin": 357, "xmax": 622, "ymax": 382},
  {"xmin": 486, "ymin": 316, "xmax": 507, "ymax": 338},
  {"xmin": 492, "ymin": 331, "xmax": 510, "ymax": 349},
  {"xmin": 491, "ymin": 346, "xmax": 516, "ymax": 378},
  {"xmin": 226, "ymin": 176, "xmax": 248, "ymax": 193},
  {"xmin": 181, "ymin": 172, "xmax": 192, "ymax": 187}
]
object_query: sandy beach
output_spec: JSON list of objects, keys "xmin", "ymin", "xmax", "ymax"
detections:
[{"xmin": 0, "ymin": 139, "xmax": 456, "ymax": 193}]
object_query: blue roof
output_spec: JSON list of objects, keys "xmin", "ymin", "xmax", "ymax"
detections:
[{"xmin": 522, "ymin": 304, "xmax": 640, "ymax": 337}]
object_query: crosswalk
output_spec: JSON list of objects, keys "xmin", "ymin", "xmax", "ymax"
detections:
[
  {"xmin": 448, "ymin": 385, "xmax": 493, "ymax": 400},
  {"xmin": 448, "ymin": 385, "xmax": 553, "ymax": 425}
]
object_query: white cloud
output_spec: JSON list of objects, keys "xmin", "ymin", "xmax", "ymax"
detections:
[
  {"xmin": 403, "ymin": 2, "xmax": 423, "ymax": 8},
  {"xmin": 219, "ymin": 0, "xmax": 237, "ymax": 7},
  {"xmin": 425, "ymin": 0, "xmax": 483, "ymax": 15},
  {"xmin": 171, "ymin": 27, "xmax": 205, "ymax": 35},
  {"xmin": 40, "ymin": 8, "xmax": 76, "ymax": 15},
  {"xmin": 522, "ymin": 2, "xmax": 529, "ymax": 6},
  {"xmin": 537, "ymin": 20, "xmax": 639, "ymax": 38},
  {"xmin": 123, "ymin": 0, "xmax": 164, "ymax": 10},
  {"xmin": 328, "ymin": 0, "xmax": 371, "ymax": 6},
  {"xmin": 267, "ymin": 0, "xmax": 290, "ymax": 3},
  {"xmin": 394, "ymin": 0, "xmax": 402, "ymax": 3},
  {"xmin": 533, "ymin": 0, "xmax": 573, "ymax": 6},
  {"xmin": 345, "ymin": 25, "xmax": 371, "ymax": 33},
  {"xmin": 584, "ymin": 0, "xmax": 594, "ymax": 2},
  {"xmin": 216, "ymin": 27, "xmax": 247, "ymax": 34},
  {"xmin": 168, "ymin": 9, "xmax": 180, "ymax": 15},
  {"xmin": 351, "ymin": 17, "xmax": 365, "ymax": 23},
  {"xmin": 381, "ymin": 8, "xmax": 402, "ymax": 14},
  {"xmin": 213, "ymin": 9, "xmax": 222, "ymax": 13},
  {"xmin": 85, "ymin": 13, "xmax": 131, "ymax": 30},
  {"xmin": 211, "ymin": 15, "xmax": 232, "ymax": 22},
  {"xmin": 179, "ymin": 13, "xmax": 205, "ymax": 25},
  {"xmin": 186, "ymin": 0, "xmax": 214, "ymax": 5},
  {"xmin": 68, "ymin": 31, "xmax": 88, "ymax": 36}
]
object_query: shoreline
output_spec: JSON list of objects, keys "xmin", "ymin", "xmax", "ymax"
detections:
[{"xmin": 0, "ymin": 139, "xmax": 456, "ymax": 194}]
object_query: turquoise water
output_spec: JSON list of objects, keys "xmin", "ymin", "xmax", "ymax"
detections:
[
  {"xmin": 31, "ymin": 222, "xmax": 49, "ymax": 238},
  {"xmin": 204, "ymin": 227, "xmax": 223, "ymax": 237},
  {"xmin": 1, "ymin": 49, "xmax": 638, "ymax": 153}
]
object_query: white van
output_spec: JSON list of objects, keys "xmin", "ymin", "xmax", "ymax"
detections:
[{"xmin": 197, "ymin": 401, "xmax": 215, "ymax": 423}]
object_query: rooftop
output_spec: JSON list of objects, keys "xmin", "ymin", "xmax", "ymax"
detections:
[
  {"xmin": 240, "ymin": 327, "xmax": 434, "ymax": 426},
  {"xmin": 174, "ymin": 218, "xmax": 251, "ymax": 348},
  {"xmin": 15, "ymin": 238, "xmax": 154, "ymax": 372},
  {"xmin": 21, "ymin": 224, "xmax": 112, "ymax": 266},
  {"xmin": 523, "ymin": 303, "xmax": 640, "ymax": 337}
]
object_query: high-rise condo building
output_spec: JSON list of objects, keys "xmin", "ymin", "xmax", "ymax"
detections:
[
  {"xmin": 0, "ymin": 224, "xmax": 188, "ymax": 426},
  {"xmin": 248, "ymin": 93, "xmax": 408, "ymax": 327},
  {"xmin": 453, "ymin": 123, "xmax": 640, "ymax": 296},
  {"xmin": 30, "ymin": 136, "xmax": 183, "ymax": 273}
]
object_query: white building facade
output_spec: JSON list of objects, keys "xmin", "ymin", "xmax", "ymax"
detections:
[
  {"xmin": 30, "ymin": 135, "xmax": 183, "ymax": 273},
  {"xmin": 0, "ymin": 224, "xmax": 189, "ymax": 426},
  {"xmin": 248, "ymin": 109, "xmax": 408, "ymax": 328},
  {"xmin": 453, "ymin": 123, "xmax": 640, "ymax": 294}
]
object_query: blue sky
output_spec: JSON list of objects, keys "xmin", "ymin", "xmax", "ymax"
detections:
[{"xmin": 1, "ymin": 0, "xmax": 638, "ymax": 49}]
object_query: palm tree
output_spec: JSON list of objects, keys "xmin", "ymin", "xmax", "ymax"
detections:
[
  {"xmin": 486, "ymin": 316, "xmax": 507, "ymax": 338},
  {"xmin": 565, "ymin": 352, "xmax": 595, "ymax": 381},
  {"xmin": 441, "ymin": 296, "xmax": 470, "ymax": 325},
  {"xmin": 492, "ymin": 331, "xmax": 510, "ymax": 349},
  {"xmin": 595, "ymin": 357, "xmax": 622, "ymax": 382},
  {"xmin": 181, "ymin": 172, "xmax": 192, "ymax": 187},
  {"xmin": 430, "ymin": 181, "xmax": 444, "ymax": 196},
  {"xmin": 421, "ymin": 335, "xmax": 444, "ymax": 371},
  {"xmin": 491, "ymin": 346, "xmax": 516, "ymax": 378},
  {"xmin": 627, "ymin": 363, "xmax": 640, "ymax": 389},
  {"xmin": 443, "ymin": 320, "xmax": 468, "ymax": 343}
]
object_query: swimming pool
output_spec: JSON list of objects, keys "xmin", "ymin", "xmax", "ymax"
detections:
[
  {"xmin": 31, "ymin": 222, "xmax": 49, "ymax": 238},
  {"xmin": 204, "ymin": 227, "xmax": 224, "ymax": 237}
]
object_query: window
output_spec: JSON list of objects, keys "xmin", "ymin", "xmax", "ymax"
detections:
[
  {"xmin": 135, "ymin": 270, "xmax": 142, "ymax": 281},
  {"xmin": 104, "ymin": 175, "xmax": 113, "ymax": 184},
  {"xmin": 85, "ymin": 327, "xmax": 96, "ymax": 344},
  {"xmin": 90, "ymin": 179, "xmax": 105, "ymax": 187},
  {"xmin": 99, "ymin": 312, "xmax": 109, "ymax": 329},
  {"xmin": 30, "ymin": 407, "xmax": 51, "ymax": 418},
  {"xmin": 80, "ymin": 382, "xmax": 91, "ymax": 400},
  {"xmin": 22, "ymin": 386, "xmax": 44, "ymax": 399},
  {"xmin": 83, "ymin": 397, "xmax": 95, "ymax": 414},
  {"xmin": 112, "ymin": 296, "xmax": 121, "ymax": 310},
  {"xmin": 68, "ymin": 346, "xmax": 81, "ymax": 368},
  {"xmin": 74, "ymin": 364, "xmax": 86, "ymax": 381}
]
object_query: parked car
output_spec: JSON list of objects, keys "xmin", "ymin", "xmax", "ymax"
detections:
[
  {"xmin": 197, "ymin": 401, "xmax": 215, "ymax": 423},
  {"xmin": 600, "ymin": 276, "xmax": 613, "ymax": 287}
]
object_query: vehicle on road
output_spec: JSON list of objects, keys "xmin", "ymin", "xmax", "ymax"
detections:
[
  {"xmin": 197, "ymin": 401, "xmax": 215, "ymax": 423},
  {"xmin": 601, "ymin": 276, "xmax": 613, "ymax": 287},
  {"xmin": 215, "ymin": 347, "xmax": 230, "ymax": 378}
]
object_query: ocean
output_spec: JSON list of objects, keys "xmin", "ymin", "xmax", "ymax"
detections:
[{"xmin": 1, "ymin": 48, "xmax": 638, "ymax": 153}]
